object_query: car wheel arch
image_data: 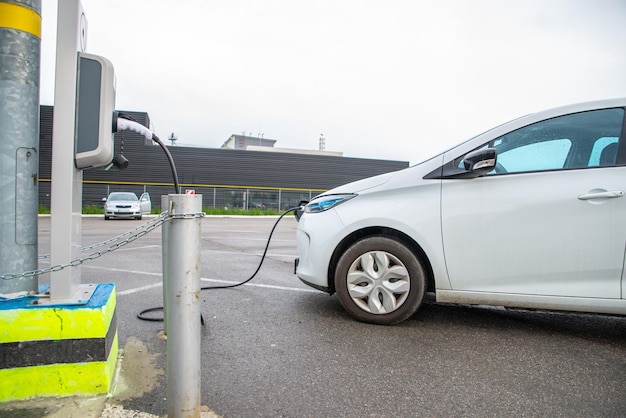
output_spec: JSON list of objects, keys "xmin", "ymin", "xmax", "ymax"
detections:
[{"xmin": 327, "ymin": 226, "xmax": 435, "ymax": 295}]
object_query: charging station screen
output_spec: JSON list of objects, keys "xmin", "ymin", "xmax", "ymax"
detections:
[{"xmin": 75, "ymin": 56, "xmax": 102, "ymax": 154}]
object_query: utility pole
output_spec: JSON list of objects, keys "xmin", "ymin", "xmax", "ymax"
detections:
[{"xmin": 0, "ymin": 0, "xmax": 41, "ymax": 294}]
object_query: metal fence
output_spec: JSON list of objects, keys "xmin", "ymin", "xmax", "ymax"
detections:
[{"xmin": 39, "ymin": 180, "xmax": 324, "ymax": 212}]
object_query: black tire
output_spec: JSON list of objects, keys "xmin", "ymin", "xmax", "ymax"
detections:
[
  {"xmin": 104, "ymin": 215, "xmax": 109, "ymax": 220},
  {"xmin": 334, "ymin": 236, "xmax": 426, "ymax": 325},
  {"xmin": 136, "ymin": 215, "xmax": 142, "ymax": 220}
]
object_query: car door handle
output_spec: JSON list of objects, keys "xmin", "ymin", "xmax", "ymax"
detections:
[{"xmin": 577, "ymin": 190, "xmax": 625, "ymax": 200}]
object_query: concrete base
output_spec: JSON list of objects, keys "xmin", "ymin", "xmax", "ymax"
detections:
[{"xmin": 0, "ymin": 284, "xmax": 117, "ymax": 401}]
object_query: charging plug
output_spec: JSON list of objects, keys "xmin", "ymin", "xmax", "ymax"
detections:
[
  {"xmin": 294, "ymin": 200, "xmax": 309, "ymax": 221},
  {"xmin": 114, "ymin": 112, "xmax": 153, "ymax": 140},
  {"xmin": 112, "ymin": 111, "xmax": 179, "ymax": 193}
]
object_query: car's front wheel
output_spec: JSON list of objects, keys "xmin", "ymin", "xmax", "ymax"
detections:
[{"xmin": 334, "ymin": 236, "xmax": 426, "ymax": 325}]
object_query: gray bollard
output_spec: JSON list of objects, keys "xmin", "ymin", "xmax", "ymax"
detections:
[
  {"xmin": 161, "ymin": 195, "xmax": 170, "ymax": 336},
  {"xmin": 162, "ymin": 194, "xmax": 202, "ymax": 417}
]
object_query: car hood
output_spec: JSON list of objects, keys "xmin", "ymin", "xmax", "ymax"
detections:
[
  {"xmin": 107, "ymin": 200, "xmax": 138, "ymax": 205},
  {"xmin": 327, "ymin": 170, "xmax": 398, "ymax": 194},
  {"xmin": 324, "ymin": 153, "xmax": 444, "ymax": 196}
]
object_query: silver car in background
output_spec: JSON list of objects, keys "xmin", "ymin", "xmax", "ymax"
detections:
[{"xmin": 103, "ymin": 192, "xmax": 151, "ymax": 220}]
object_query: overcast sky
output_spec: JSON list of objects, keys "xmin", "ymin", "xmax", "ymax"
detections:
[{"xmin": 40, "ymin": 0, "xmax": 626, "ymax": 164}]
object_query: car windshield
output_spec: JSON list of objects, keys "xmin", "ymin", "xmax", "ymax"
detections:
[{"xmin": 109, "ymin": 193, "xmax": 138, "ymax": 201}]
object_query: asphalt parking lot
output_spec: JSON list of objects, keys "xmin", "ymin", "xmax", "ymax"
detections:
[{"xmin": 30, "ymin": 215, "xmax": 626, "ymax": 417}]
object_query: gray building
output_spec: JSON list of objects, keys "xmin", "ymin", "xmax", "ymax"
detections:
[
  {"xmin": 221, "ymin": 134, "xmax": 277, "ymax": 150},
  {"xmin": 39, "ymin": 106, "xmax": 409, "ymax": 211}
]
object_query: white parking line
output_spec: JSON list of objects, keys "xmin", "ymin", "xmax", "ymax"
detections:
[
  {"xmin": 83, "ymin": 265, "xmax": 161, "ymax": 276},
  {"xmin": 200, "ymin": 278, "xmax": 319, "ymax": 293},
  {"xmin": 117, "ymin": 282, "xmax": 162, "ymax": 296},
  {"xmin": 82, "ymin": 265, "xmax": 318, "ymax": 295},
  {"xmin": 204, "ymin": 249, "xmax": 296, "ymax": 258},
  {"xmin": 207, "ymin": 237, "xmax": 296, "ymax": 243},
  {"xmin": 107, "ymin": 244, "xmax": 161, "ymax": 252}
]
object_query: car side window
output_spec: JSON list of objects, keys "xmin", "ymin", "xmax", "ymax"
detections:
[
  {"xmin": 474, "ymin": 108, "xmax": 624, "ymax": 175},
  {"xmin": 588, "ymin": 137, "xmax": 619, "ymax": 166},
  {"xmin": 494, "ymin": 138, "xmax": 571, "ymax": 173}
]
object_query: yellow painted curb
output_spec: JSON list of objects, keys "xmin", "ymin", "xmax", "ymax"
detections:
[
  {"xmin": 0, "ymin": 332, "xmax": 118, "ymax": 401},
  {"xmin": 0, "ymin": 286, "xmax": 116, "ymax": 343},
  {"xmin": 0, "ymin": 285, "xmax": 118, "ymax": 402}
]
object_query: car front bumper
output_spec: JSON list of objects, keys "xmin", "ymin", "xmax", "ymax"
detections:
[
  {"xmin": 105, "ymin": 210, "xmax": 141, "ymax": 218},
  {"xmin": 294, "ymin": 209, "xmax": 346, "ymax": 292}
]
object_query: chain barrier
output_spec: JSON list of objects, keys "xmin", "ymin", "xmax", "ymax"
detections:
[{"xmin": 0, "ymin": 212, "xmax": 205, "ymax": 281}]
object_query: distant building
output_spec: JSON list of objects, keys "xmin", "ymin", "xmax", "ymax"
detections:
[
  {"xmin": 221, "ymin": 133, "xmax": 343, "ymax": 157},
  {"xmin": 38, "ymin": 106, "xmax": 409, "ymax": 210},
  {"xmin": 221, "ymin": 134, "xmax": 277, "ymax": 150}
]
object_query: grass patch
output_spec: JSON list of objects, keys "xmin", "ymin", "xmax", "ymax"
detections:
[
  {"xmin": 38, "ymin": 206, "xmax": 288, "ymax": 216},
  {"xmin": 203, "ymin": 207, "xmax": 282, "ymax": 216},
  {"xmin": 82, "ymin": 205, "xmax": 104, "ymax": 214}
]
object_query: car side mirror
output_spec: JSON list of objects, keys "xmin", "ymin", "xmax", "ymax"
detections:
[
  {"xmin": 463, "ymin": 148, "xmax": 497, "ymax": 175},
  {"xmin": 423, "ymin": 147, "xmax": 498, "ymax": 180}
]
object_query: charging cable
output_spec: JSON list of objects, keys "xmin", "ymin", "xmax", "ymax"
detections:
[
  {"xmin": 136, "ymin": 205, "xmax": 302, "ymax": 322},
  {"xmin": 115, "ymin": 112, "xmax": 309, "ymax": 322},
  {"xmin": 114, "ymin": 112, "xmax": 180, "ymax": 194}
]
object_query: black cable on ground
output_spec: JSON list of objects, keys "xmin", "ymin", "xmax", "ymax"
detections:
[{"xmin": 136, "ymin": 206, "xmax": 301, "ymax": 322}]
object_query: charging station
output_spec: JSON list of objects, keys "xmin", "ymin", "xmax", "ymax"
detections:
[
  {"xmin": 0, "ymin": 0, "xmax": 118, "ymax": 402},
  {"xmin": 2, "ymin": 0, "xmax": 206, "ymax": 412},
  {"xmin": 75, "ymin": 51, "xmax": 116, "ymax": 169}
]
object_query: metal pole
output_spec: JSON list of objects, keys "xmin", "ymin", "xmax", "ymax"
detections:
[
  {"xmin": 161, "ymin": 195, "xmax": 170, "ymax": 335},
  {"xmin": 163, "ymin": 194, "xmax": 202, "ymax": 418},
  {"xmin": 0, "ymin": 0, "xmax": 41, "ymax": 294},
  {"xmin": 49, "ymin": 0, "xmax": 85, "ymax": 300}
]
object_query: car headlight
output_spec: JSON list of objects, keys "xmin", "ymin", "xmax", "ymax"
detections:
[{"xmin": 304, "ymin": 193, "xmax": 356, "ymax": 214}]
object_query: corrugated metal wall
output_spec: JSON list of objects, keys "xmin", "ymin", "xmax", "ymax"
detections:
[{"xmin": 38, "ymin": 106, "xmax": 409, "ymax": 209}]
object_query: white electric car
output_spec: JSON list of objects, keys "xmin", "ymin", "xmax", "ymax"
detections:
[{"xmin": 295, "ymin": 98, "xmax": 626, "ymax": 325}]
